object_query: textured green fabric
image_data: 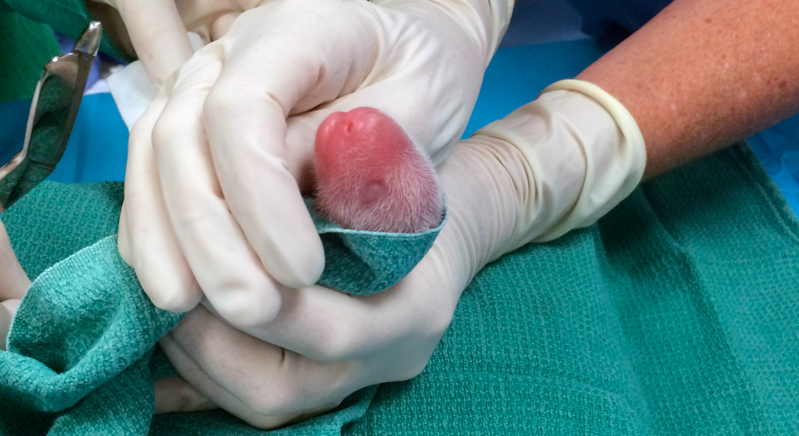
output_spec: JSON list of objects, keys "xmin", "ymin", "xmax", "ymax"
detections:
[
  {"xmin": 2, "ymin": 236, "xmax": 183, "ymax": 412},
  {"xmin": 309, "ymin": 198, "xmax": 447, "ymax": 295},
  {"xmin": 349, "ymin": 143, "xmax": 799, "ymax": 435},
  {"xmin": 0, "ymin": 9, "xmax": 61, "ymax": 102},
  {"xmin": 0, "ymin": 183, "xmax": 379, "ymax": 434},
  {"xmin": 0, "ymin": 182, "xmax": 441, "ymax": 297},
  {"xmin": 2, "ymin": 142, "xmax": 799, "ymax": 434}
]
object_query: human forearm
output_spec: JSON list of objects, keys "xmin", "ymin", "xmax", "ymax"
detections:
[
  {"xmin": 577, "ymin": 0, "xmax": 799, "ymax": 179},
  {"xmin": 440, "ymin": 86, "xmax": 645, "ymax": 284}
]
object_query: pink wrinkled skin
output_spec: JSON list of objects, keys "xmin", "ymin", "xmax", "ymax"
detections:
[{"xmin": 314, "ymin": 107, "xmax": 443, "ymax": 233}]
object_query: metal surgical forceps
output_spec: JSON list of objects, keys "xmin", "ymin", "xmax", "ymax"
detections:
[{"xmin": 0, "ymin": 22, "xmax": 101, "ymax": 212}]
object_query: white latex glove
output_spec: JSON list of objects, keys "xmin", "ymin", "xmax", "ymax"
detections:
[
  {"xmin": 153, "ymin": 80, "xmax": 646, "ymax": 428},
  {"xmin": 0, "ymin": 218, "xmax": 29, "ymax": 350},
  {"xmin": 117, "ymin": 0, "xmax": 513, "ymax": 324},
  {"xmin": 88, "ymin": 0, "xmax": 262, "ymax": 86}
]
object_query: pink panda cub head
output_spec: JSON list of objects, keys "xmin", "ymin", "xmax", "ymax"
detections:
[{"xmin": 314, "ymin": 107, "xmax": 444, "ymax": 233}]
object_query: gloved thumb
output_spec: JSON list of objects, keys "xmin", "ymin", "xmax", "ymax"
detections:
[{"xmin": 97, "ymin": 0, "xmax": 195, "ymax": 86}]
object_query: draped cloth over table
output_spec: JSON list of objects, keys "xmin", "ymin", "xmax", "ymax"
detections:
[{"xmin": 1, "ymin": 142, "xmax": 798, "ymax": 435}]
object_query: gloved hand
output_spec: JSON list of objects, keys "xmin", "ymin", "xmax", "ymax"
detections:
[
  {"xmin": 152, "ymin": 80, "xmax": 646, "ymax": 428},
  {"xmin": 86, "ymin": 0, "xmax": 254, "ymax": 85},
  {"xmin": 117, "ymin": 0, "xmax": 513, "ymax": 325},
  {"xmin": 0, "ymin": 218, "xmax": 28, "ymax": 350}
]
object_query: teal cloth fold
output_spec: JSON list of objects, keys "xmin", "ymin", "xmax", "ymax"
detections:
[
  {"xmin": 0, "ymin": 182, "xmax": 380, "ymax": 434},
  {"xmin": 2, "ymin": 236, "xmax": 181, "ymax": 412},
  {"xmin": 309, "ymin": 198, "xmax": 446, "ymax": 295},
  {"xmin": 2, "ymin": 142, "xmax": 799, "ymax": 434}
]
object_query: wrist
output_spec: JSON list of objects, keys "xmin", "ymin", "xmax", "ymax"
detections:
[
  {"xmin": 535, "ymin": 80, "xmax": 646, "ymax": 240},
  {"xmin": 473, "ymin": 80, "xmax": 645, "ymax": 259},
  {"xmin": 433, "ymin": 140, "xmax": 526, "ymax": 290}
]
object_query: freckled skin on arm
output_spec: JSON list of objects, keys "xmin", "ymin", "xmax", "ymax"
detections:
[
  {"xmin": 576, "ymin": 0, "xmax": 799, "ymax": 179},
  {"xmin": 314, "ymin": 108, "xmax": 444, "ymax": 233}
]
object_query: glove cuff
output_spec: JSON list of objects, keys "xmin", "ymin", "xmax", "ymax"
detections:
[
  {"xmin": 476, "ymin": 79, "xmax": 646, "ymax": 254},
  {"xmin": 533, "ymin": 79, "xmax": 646, "ymax": 241},
  {"xmin": 540, "ymin": 79, "xmax": 645, "ymax": 159}
]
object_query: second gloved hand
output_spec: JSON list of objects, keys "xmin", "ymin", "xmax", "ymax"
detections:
[
  {"xmin": 87, "ymin": 0, "xmax": 278, "ymax": 86},
  {"xmin": 117, "ymin": 0, "xmax": 512, "ymax": 326},
  {"xmin": 152, "ymin": 80, "xmax": 646, "ymax": 427}
]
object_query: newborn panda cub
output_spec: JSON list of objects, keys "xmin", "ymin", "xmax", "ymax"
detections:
[{"xmin": 314, "ymin": 107, "xmax": 444, "ymax": 233}]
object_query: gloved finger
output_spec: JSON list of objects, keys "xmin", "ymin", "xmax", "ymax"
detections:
[
  {"xmin": 119, "ymin": 90, "xmax": 202, "ymax": 312},
  {"xmin": 0, "ymin": 219, "xmax": 29, "ymax": 301},
  {"xmin": 161, "ymin": 306, "xmax": 351, "ymax": 427},
  {"xmin": 203, "ymin": 67, "xmax": 324, "ymax": 289},
  {"xmin": 112, "ymin": 0, "xmax": 194, "ymax": 86},
  {"xmin": 153, "ymin": 376, "xmax": 217, "ymax": 413},
  {"xmin": 201, "ymin": 250, "xmax": 454, "ymax": 365},
  {"xmin": 152, "ymin": 44, "xmax": 283, "ymax": 326},
  {"xmin": 158, "ymin": 337, "xmax": 317, "ymax": 429},
  {"xmin": 200, "ymin": 5, "xmax": 382, "ymax": 289}
]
